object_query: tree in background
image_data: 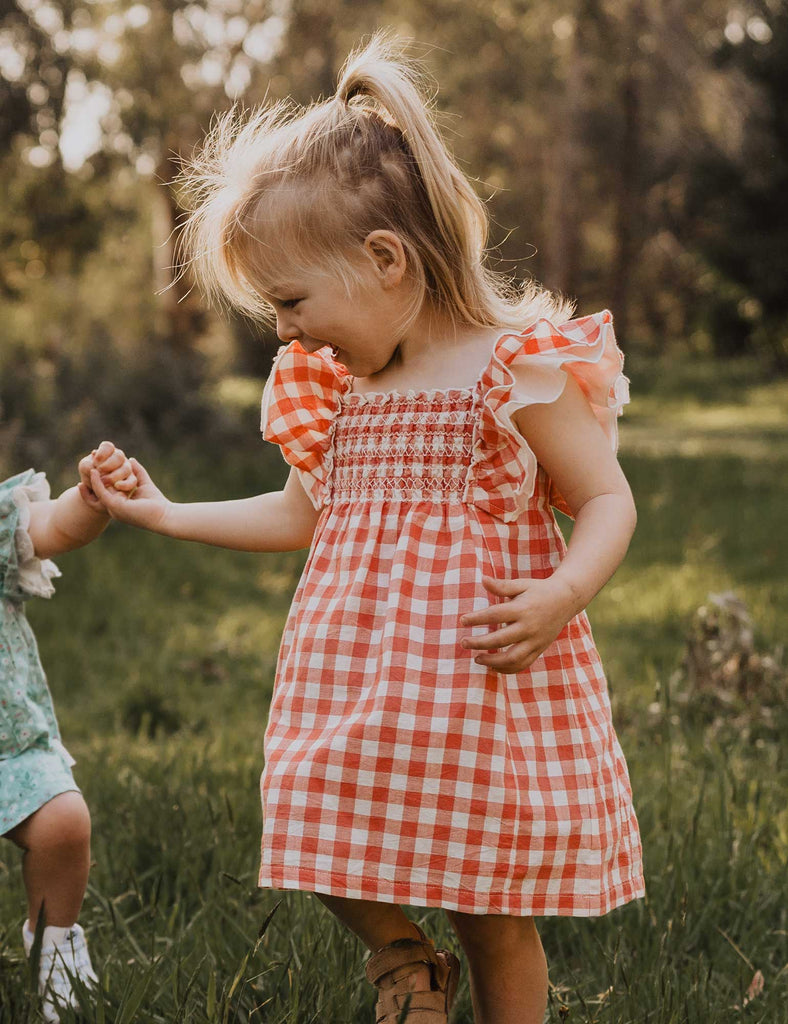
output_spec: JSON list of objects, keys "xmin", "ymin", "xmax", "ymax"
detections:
[
  {"xmin": 683, "ymin": 1, "xmax": 788, "ymax": 366},
  {"xmin": 1, "ymin": 0, "xmax": 786, "ymax": 473}
]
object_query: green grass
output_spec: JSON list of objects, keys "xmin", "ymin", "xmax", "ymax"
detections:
[{"xmin": 2, "ymin": 356, "xmax": 787, "ymax": 1022}]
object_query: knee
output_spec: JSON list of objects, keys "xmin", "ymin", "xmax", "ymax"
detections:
[
  {"xmin": 446, "ymin": 910, "xmax": 540, "ymax": 958},
  {"xmin": 30, "ymin": 793, "xmax": 92, "ymax": 855}
]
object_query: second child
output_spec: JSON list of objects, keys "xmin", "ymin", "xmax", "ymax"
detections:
[{"xmin": 1, "ymin": 443, "xmax": 136, "ymax": 1021}]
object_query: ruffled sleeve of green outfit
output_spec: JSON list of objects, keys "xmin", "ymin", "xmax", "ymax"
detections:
[{"xmin": 1, "ymin": 470, "xmax": 79, "ymax": 836}]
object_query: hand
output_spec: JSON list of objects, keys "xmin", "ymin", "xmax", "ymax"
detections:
[
  {"xmin": 88, "ymin": 457, "xmax": 171, "ymax": 534},
  {"xmin": 78, "ymin": 441, "xmax": 137, "ymax": 514},
  {"xmin": 460, "ymin": 575, "xmax": 579, "ymax": 674}
]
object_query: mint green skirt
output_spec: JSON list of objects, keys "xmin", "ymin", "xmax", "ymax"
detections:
[{"xmin": 0, "ymin": 742, "xmax": 80, "ymax": 835}]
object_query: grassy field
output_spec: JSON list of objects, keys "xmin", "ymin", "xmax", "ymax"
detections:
[{"xmin": 1, "ymin": 357, "xmax": 787, "ymax": 1022}]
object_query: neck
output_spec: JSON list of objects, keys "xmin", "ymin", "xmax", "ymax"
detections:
[
  {"xmin": 361, "ymin": 303, "xmax": 502, "ymax": 394},
  {"xmin": 397, "ymin": 303, "xmax": 487, "ymax": 364}
]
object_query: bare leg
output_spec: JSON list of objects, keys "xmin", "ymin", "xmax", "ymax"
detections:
[
  {"xmin": 6, "ymin": 792, "xmax": 91, "ymax": 928},
  {"xmin": 313, "ymin": 892, "xmax": 423, "ymax": 950},
  {"xmin": 446, "ymin": 911, "xmax": 548, "ymax": 1024}
]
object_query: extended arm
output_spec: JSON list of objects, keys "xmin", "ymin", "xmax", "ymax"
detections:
[
  {"xmin": 461, "ymin": 373, "xmax": 636, "ymax": 672},
  {"xmin": 91, "ymin": 459, "xmax": 320, "ymax": 553}
]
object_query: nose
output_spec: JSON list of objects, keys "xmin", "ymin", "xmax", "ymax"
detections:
[{"xmin": 275, "ymin": 314, "xmax": 299, "ymax": 343}]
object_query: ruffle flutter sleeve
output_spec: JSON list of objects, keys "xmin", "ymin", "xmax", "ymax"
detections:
[
  {"xmin": 0, "ymin": 470, "xmax": 61, "ymax": 601},
  {"xmin": 466, "ymin": 310, "xmax": 629, "ymax": 521},
  {"xmin": 260, "ymin": 342, "xmax": 348, "ymax": 509}
]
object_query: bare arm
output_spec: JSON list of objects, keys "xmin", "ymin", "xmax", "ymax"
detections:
[
  {"xmin": 91, "ymin": 459, "xmax": 320, "ymax": 552},
  {"xmin": 27, "ymin": 486, "xmax": 110, "ymax": 559},
  {"xmin": 461, "ymin": 373, "xmax": 636, "ymax": 672},
  {"xmin": 520, "ymin": 373, "xmax": 636, "ymax": 615}
]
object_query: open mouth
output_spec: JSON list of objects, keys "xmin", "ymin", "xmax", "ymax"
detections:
[{"xmin": 330, "ymin": 345, "xmax": 340, "ymax": 359}]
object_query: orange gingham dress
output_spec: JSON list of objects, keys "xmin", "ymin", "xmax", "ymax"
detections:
[{"xmin": 258, "ymin": 310, "xmax": 644, "ymax": 916}]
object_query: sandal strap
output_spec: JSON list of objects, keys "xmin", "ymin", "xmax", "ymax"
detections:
[
  {"xmin": 365, "ymin": 937, "xmax": 440, "ymax": 987},
  {"xmin": 377, "ymin": 986, "xmax": 448, "ymax": 1016},
  {"xmin": 366, "ymin": 927, "xmax": 460, "ymax": 1023}
]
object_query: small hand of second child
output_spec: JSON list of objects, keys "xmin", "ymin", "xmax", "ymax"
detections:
[
  {"xmin": 460, "ymin": 575, "xmax": 580, "ymax": 674},
  {"xmin": 78, "ymin": 441, "xmax": 137, "ymax": 514}
]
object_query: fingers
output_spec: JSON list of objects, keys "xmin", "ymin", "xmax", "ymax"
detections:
[
  {"xmin": 91, "ymin": 442, "xmax": 137, "ymax": 490},
  {"xmin": 77, "ymin": 481, "xmax": 106, "ymax": 514},
  {"xmin": 113, "ymin": 472, "xmax": 138, "ymax": 493},
  {"xmin": 481, "ymin": 575, "xmax": 529, "ymax": 597},
  {"xmin": 128, "ymin": 458, "xmax": 153, "ymax": 488},
  {"xmin": 89, "ymin": 467, "xmax": 121, "ymax": 509},
  {"xmin": 461, "ymin": 622, "xmax": 524, "ymax": 651},
  {"xmin": 459, "ymin": 576, "xmax": 551, "ymax": 670},
  {"xmin": 93, "ymin": 443, "xmax": 125, "ymax": 475},
  {"xmin": 472, "ymin": 640, "xmax": 543, "ymax": 674},
  {"xmin": 93, "ymin": 440, "xmax": 115, "ymax": 461},
  {"xmin": 460, "ymin": 579, "xmax": 531, "ymax": 629},
  {"xmin": 461, "ymin": 604, "xmax": 521, "ymax": 629}
]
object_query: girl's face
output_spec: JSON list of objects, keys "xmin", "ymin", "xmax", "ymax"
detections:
[{"xmin": 259, "ymin": 235, "xmax": 414, "ymax": 379}]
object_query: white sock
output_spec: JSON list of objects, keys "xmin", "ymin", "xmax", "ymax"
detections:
[{"xmin": 23, "ymin": 920, "xmax": 76, "ymax": 949}]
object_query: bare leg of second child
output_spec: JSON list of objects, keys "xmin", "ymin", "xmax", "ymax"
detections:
[
  {"xmin": 446, "ymin": 910, "xmax": 548, "ymax": 1024},
  {"xmin": 7, "ymin": 792, "xmax": 92, "ymax": 928},
  {"xmin": 7, "ymin": 792, "xmax": 97, "ymax": 1021}
]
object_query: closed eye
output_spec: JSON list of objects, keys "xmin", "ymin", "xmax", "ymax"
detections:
[{"xmin": 280, "ymin": 298, "xmax": 303, "ymax": 309}]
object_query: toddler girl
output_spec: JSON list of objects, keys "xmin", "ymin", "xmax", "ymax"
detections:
[
  {"xmin": 91, "ymin": 35, "xmax": 644, "ymax": 1024},
  {"xmin": 1, "ymin": 443, "xmax": 136, "ymax": 1021}
]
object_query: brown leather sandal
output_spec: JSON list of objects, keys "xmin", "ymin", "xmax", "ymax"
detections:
[{"xmin": 365, "ymin": 924, "xmax": 460, "ymax": 1023}]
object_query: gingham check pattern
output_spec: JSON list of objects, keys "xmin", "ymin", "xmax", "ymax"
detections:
[{"xmin": 259, "ymin": 311, "xmax": 644, "ymax": 916}]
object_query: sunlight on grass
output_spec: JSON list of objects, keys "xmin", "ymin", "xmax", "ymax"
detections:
[{"xmin": 622, "ymin": 367, "xmax": 788, "ymax": 460}]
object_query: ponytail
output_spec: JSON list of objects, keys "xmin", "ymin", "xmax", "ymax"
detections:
[{"xmin": 335, "ymin": 35, "xmax": 487, "ymax": 264}]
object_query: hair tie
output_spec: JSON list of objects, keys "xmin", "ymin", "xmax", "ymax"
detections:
[{"xmin": 340, "ymin": 83, "xmax": 364, "ymax": 105}]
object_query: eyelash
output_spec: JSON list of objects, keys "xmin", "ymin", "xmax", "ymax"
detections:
[{"xmin": 280, "ymin": 298, "xmax": 302, "ymax": 309}]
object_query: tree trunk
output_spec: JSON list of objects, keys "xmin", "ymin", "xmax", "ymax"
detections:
[
  {"xmin": 153, "ymin": 143, "xmax": 206, "ymax": 348},
  {"xmin": 610, "ymin": 1, "xmax": 645, "ymax": 342},
  {"xmin": 543, "ymin": 23, "xmax": 585, "ymax": 298}
]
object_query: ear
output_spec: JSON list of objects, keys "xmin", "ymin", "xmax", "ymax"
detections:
[{"xmin": 362, "ymin": 230, "xmax": 407, "ymax": 288}]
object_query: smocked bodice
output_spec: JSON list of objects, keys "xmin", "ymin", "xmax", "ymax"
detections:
[
  {"xmin": 330, "ymin": 390, "xmax": 478, "ymax": 504},
  {"xmin": 260, "ymin": 310, "xmax": 628, "ymax": 522}
]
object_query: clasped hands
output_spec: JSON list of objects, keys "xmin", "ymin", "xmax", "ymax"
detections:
[
  {"xmin": 78, "ymin": 441, "xmax": 136, "ymax": 512},
  {"xmin": 78, "ymin": 441, "xmax": 168, "ymax": 531}
]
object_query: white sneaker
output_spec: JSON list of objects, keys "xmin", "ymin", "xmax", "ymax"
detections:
[{"xmin": 23, "ymin": 921, "xmax": 98, "ymax": 1022}]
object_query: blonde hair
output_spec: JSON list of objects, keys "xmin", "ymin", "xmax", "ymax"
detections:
[{"xmin": 177, "ymin": 32, "xmax": 573, "ymax": 332}]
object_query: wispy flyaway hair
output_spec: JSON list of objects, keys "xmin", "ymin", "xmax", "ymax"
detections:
[{"xmin": 177, "ymin": 32, "xmax": 573, "ymax": 330}]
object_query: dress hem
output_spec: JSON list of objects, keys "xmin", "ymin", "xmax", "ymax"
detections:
[
  {"xmin": 1, "ymin": 778, "xmax": 81, "ymax": 836},
  {"xmin": 258, "ymin": 867, "xmax": 646, "ymax": 918}
]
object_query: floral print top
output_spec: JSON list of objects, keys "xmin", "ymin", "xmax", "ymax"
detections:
[{"xmin": 0, "ymin": 470, "xmax": 63, "ymax": 758}]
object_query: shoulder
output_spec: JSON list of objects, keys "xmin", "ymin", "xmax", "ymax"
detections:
[
  {"xmin": 0, "ymin": 471, "xmax": 60, "ymax": 600},
  {"xmin": 259, "ymin": 343, "xmax": 349, "ymax": 511},
  {"xmin": 261, "ymin": 342, "xmax": 349, "ymax": 442}
]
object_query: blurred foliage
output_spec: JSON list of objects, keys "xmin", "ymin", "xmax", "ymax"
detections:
[{"xmin": 1, "ymin": 0, "xmax": 787, "ymax": 470}]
